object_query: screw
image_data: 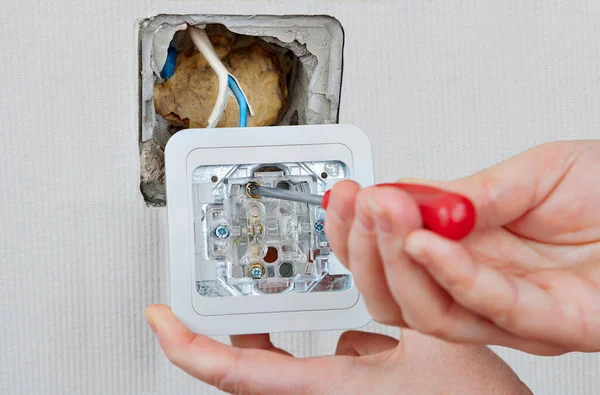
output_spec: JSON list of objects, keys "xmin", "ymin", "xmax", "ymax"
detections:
[
  {"xmin": 249, "ymin": 263, "xmax": 265, "ymax": 279},
  {"xmin": 251, "ymin": 222, "xmax": 263, "ymax": 236},
  {"xmin": 215, "ymin": 225, "xmax": 230, "ymax": 239},
  {"xmin": 245, "ymin": 182, "xmax": 260, "ymax": 198},
  {"xmin": 314, "ymin": 219, "xmax": 325, "ymax": 235}
]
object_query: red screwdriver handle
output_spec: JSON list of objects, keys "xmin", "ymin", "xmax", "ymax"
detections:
[
  {"xmin": 322, "ymin": 183, "xmax": 476, "ymax": 241},
  {"xmin": 377, "ymin": 183, "xmax": 476, "ymax": 240}
]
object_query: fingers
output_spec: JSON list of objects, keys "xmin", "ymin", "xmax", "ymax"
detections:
[
  {"xmin": 402, "ymin": 231, "xmax": 579, "ymax": 347},
  {"xmin": 345, "ymin": 188, "xmax": 407, "ymax": 325},
  {"xmin": 370, "ymin": 187, "xmax": 461, "ymax": 334},
  {"xmin": 326, "ymin": 181, "xmax": 406, "ymax": 324},
  {"xmin": 144, "ymin": 304, "xmax": 328, "ymax": 394},
  {"xmin": 470, "ymin": 142, "xmax": 583, "ymax": 229},
  {"xmin": 230, "ymin": 334, "xmax": 292, "ymax": 356},
  {"xmin": 367, "ymin": 187, "xmax": 499, "ymax": 340},
  {"xmin": 398, "ymin": 142, "xmax": 583, "ymax": 230},
  {"xmin": 335, "ymin": 330, "xmax": 399, "ymax": 356},
  {"xmin": 368, "ymin": 186, "xmax": 438, "ymax": 324},
  {"xmin": 363, "ymin": 189, "xmax": 566, "ymax": 354},
  {"xmin": 325, "ymin": 180, "xmax": 361, "ymax": 266}
]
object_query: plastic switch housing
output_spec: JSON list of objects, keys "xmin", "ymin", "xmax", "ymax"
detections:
[{"xmin": 165, "ymin": 125, "xmax": 374, "ymax": 335}]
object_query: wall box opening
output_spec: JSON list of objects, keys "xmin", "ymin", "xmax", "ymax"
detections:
[{"xmin": 138, "ymin": 15, "xmax": 345, "ymax": 206}]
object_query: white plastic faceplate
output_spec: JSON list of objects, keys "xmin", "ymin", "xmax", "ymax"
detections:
[{"xmin": 165, "ymin": 124, "xmax": 374, "ymax": 335}]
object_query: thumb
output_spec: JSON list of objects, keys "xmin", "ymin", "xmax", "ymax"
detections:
[
  {"xmin": 398, "ymin": 141, "xmax": 582, "ymax": 229},
  {"xmin": 144, "ymin": 304, "xmax": 345, "ymax": 394}
]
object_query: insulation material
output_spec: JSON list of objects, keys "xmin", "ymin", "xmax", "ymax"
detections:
[{"xmin": 153, "ymin": 38, "xmax": 290, "ymax": 128}]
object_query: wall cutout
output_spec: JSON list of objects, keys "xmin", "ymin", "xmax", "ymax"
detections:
[{"xmin": 138, "ymin": 15, "xmax": 344, "ymax": 206}]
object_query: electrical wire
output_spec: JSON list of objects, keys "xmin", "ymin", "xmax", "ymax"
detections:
[
  {"xmin": 161, "ymin": 45, "xmax": 178, "ymax": 81},
  {"xmin": 188, "ymin": 25, "xmax": 229, "ymax": 128},
  {"xmin": 228, "ymin": 75, "xmax": 248, "ymax": 127}
]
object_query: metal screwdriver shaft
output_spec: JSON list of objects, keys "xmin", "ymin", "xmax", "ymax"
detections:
[{"xmin": 249, "ymin": 184, "xmax": 324, "ymax": 206}]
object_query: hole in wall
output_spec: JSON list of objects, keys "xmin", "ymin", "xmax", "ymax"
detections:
[{"xmin": 138, "ymin": 15, "xmax": 344, "ymax": 207}]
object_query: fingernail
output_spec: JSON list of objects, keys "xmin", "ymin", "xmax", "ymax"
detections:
[
  {"xmin": 367, "ymin": 194, "xmax": 392, "ymax": 233},
  {"xmin": 403, "ymin": 239, "xmax": 430, "ymax": 267},
  {"xmin": 144, "ymin": 309, "xmax": 157, "ymax": 333}
]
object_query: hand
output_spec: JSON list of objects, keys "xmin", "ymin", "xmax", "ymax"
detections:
[
  {"xmin": 144, "ymin": 304, "xmax": 529, "ymax": 394},
  {"xmin": 325, "ymin": 140, "xmax": 600, "ymax": 355}
]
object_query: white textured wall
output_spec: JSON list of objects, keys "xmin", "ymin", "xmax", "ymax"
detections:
[{"xmin": 1, "ymin": 1, "xmax": 599, "ymax": 393}]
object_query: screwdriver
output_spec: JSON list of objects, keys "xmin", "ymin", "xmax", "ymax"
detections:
[{"xmin": 247, "ymin": 183, "xmax": 476, "ymax": 241}]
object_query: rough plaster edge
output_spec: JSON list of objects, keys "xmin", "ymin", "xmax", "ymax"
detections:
[{"xmin": 139, "ymin": 14, "xmax": 344, "ymax": 142}]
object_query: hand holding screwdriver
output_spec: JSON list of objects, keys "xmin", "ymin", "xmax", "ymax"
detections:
[{"xmin": 323, "ymin": 141, "xmax": 600, "ymax": 356}]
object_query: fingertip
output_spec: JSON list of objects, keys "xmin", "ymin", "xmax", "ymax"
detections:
[
  {"xmin": 144, "ymin": 304, "xmax": 173, "ymax": 334},
  {"xmin": 331, "ymin": 180, "xmax": 360, "ymax": 203},
  {"xmin": 403, "ymin": 230, "xmax": 458, "ymax": 268},
  {"xmin": 144, "ymin": 304, "xmax": 197, "ymax": 351},
  {"xmin": 146, "ymin": 308, "xmax": 234, "ymax": 381},
  {"xmin": 327, "ymin": 180, "xmax": 360, "ymax": 220},
  {"xmin": 403, "ymin": 230, "xmax": 476, "ymax": 282},
  {"xmin": 145, "ymin": 303, "xmax": 169, "ymax": 316},
  {"xmin": 144, "ymin": 306, "xmax": 157, "ymax": 333},
  {"xmin": 324, "ymin": 181, "xmax": 361, "ymax": 265},
  {"xmin": 403, "ymin": 230, "xmax": 481, "ymax": 299},
  {"xmin": 402, "ymin": 230, "xmax": 431, "ymax": 263},
  {"xmin": 329, "ymin": 179, "xmax": 360, "ymax": 198},
  {"xmin": 334, "ymin": 179, "xmax": 361, "ymax": 189}
]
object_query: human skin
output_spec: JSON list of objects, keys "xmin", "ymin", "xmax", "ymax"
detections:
[
  {"xmin": 145, "ymin": 304, "xmax": 530, "ymax": 394},
  {"xmin": 325, "ymin": 140, "xmax": 600, "ymax": 356}
]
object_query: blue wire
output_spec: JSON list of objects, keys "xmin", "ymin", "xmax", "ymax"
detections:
[
  {"xmin": 161, "ymin": 46, "xmax": 178, "ymax": 81},
  {"xmin": 228, "ymin": 75, "xmax": 248, "ymax": 127}
]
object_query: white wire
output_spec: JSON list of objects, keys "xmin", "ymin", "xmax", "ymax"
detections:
[{"xmin": 188, "ymin": 25, "xmax": 229, "ymax": 128}]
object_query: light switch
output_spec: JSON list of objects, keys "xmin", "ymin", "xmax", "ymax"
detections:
[{"xmin": 165, "ymin": 124, "xmax": 374, "ymax": 335}]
